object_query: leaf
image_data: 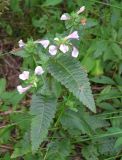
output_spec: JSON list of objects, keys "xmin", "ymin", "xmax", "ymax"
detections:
[
  {"xmin": 98, "ymin": 137, "xmax": 118, "ymax": 155},
  {"xmin": 11, "ymin": 132, "xmax": 31, "ymax": 158},
  {"xmin": 114, "ymin": 137, "xmax": 122, "ymax": 148},
  {"xmin": 0, "ymin": 79, "xmax": 6, "ymax": 94},
  {"xmin": 12, "ymin": 49, "xmax": 30, "ymax": 58},
  {"xmin": 111, "ymin": 43, "xmax": 122, "ymax": 59},
  {"xmin": 82, "ymin": 144, "xmax": 99, "ymax": 160},
  {"xmin": 43, "ymin": 0, "xmax": 63, "ymax": 6},
  {"xmin": 91, "ymin": 76, "xmax": 115, "ymax": 85},
  {"xmin": 48, "ymin": 55, "xmax": 96, "ymax": 112},
  {"xmin": 46, "ymin": 139, "xmax": 72, "ymax": 160},
  {"xmin": 30, "ymin": 94, "xmax": 57, "ymax": 152},
  {"xmin": 10, "ymin": 0, "xmax": 22, "ymax": 12},
  {"xmin": 61, "ymin": 110, "xmax": 93, "ymax": 135}
]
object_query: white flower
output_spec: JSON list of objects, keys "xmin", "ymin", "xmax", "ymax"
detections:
[
  {"xmin": 49, "ymin": 45, "xmax": 57, "ymax": 56},
  {"xmin": 35, "ymin": 66, "xmax": 44, "ymax": 75},
  {"xmin": 36, "ymin": 40, "xmax": 50, "ymax": 49},
  {"xmin": 59, "ymin": 44, "xmax": 69, "ymax": 53},
  {"xmin": 17, "ymin": 85, "xmax": 31, "ymax": 94},
  {"xmin": 60, "ymin": 13, "xmax": 71, "ymax": 20},
  {"xmin": 72, "ymin": 47, "xmax": 79, "ymax": 58},
  {"xmin": 77, "ymin": 6, "xmax": 85, "ymax": 14},
  {"xmin": 18, "ymin": 39, "xmax": 25, "ymax": 48},
  {"xmin": 19, "ymin": 71, "xmax": 29, "ymax": 80},
  {"xmin": 66, "ymin": 31, "xmax": 79, "ymax": 40}
]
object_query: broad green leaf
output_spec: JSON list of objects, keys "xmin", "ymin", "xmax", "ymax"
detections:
[
  {"xmin": 91, "ymin": 76, "xmax": 115, "ymax": 85},
  {"xmin": 46, "ymin": 139, "xmax": 72, "ymax": 160},
  {"xmin": 98, "ymin": 137, "xmax": 118, "ymax": 155},
  {"xmin": 82, "ymin": 144, "xmax": 99, "ymax": 160},
  {"xmin": 12, "ymin": 49, "xmax": 30, "ymax": 58},
  {"xmin": 11, "ymin": 132, "xmax": 31, "ymax": 158},
  {"xmin": 81, "ymin": 56, "xmax": 95, "ymax": 72},
  {"xmin": 48, "ymin": 55, "xmax": 96, "ymax": 112},
  {"xmin": 114, "ymin": 137, "xmax": 122, "ymax": 148},
  {"xmin": 43, "ymin": 0, "xmax": 63, "ymax": 6},
  {"xmin": 30, "ymin": 95, "xmax": 57, "ymax": 152},
  {"xmin": 112, "ymin": 43, "xmax": 122, "ymax": 59}
]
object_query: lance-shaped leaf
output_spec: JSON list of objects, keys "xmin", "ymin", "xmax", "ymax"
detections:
[
  {"xmin": 30, "ymin": 95, "xmax": 57, "ymax": 152},
  {"xmin": 48, "ymin": 55, "xmax": 96, "ymax": 112}
]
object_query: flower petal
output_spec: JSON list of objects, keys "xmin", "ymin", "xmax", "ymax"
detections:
[
  {"xmin": 60, "ymin": 13, "xmax": 70, "ymax": 20},
  {"xmin": 49, "ymin": 45, "xmax": 57, "ymax": 56},
  {"xmin": 35, "ymin": 66, "xmax": 44, "ymax": 75},
  {"xmin": 66, "ymin": 31, "xmax": 79, "ymax": 40},
  {"xmin": 59, "ymin": 44, "xmax": 69, "ymax": 53},
  {"xmin": 19, "ymin": 71, "xmax": 29, "ymax": 80},
  {"xmin": 72, "ymin": 47, "xmax": 79, "ymax": 58},
  {"xmin": 36, "ymin": 40, "xmax": 50, "ymax": 49},
  {"xmin": 77, "ymin": 6, "xmax": 85, "ymax": 14},
  {"xmin": 17, "ymin": 85, "xmax": 31, "ymax": 94},
  {"xmin": 18, "ymin": 39, "xmax": 25, "ymax": 48}
]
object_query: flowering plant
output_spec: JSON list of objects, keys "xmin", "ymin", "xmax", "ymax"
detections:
[{"xmin": 13, "ymin": 6, "xmax": 96, "ymax": 154}]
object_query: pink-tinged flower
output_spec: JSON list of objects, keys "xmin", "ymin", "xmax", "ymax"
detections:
[
  {"xmin": 19, "ymin": 71, "xmax": 29, "ymax": 81},
  {"xmin": 35, "ymin": 66, "xmax": 44, "ymax": 75},
  {"xmin": 18, "ymin": 39, "xmax": 25, "ymax": 48},
  {"xmin": 72, "ymin": 47, "xmax": 79, "ymax": 58},
  {"xmin": 66, "ymin": 31, "xmax": 79, "ymax": 40},
  {"xmin": 49, "ymin": 45, "xmax": 57, "ymax": 56},
  {"xmin": 77, "ymin": 6, "xmax": 85, "ymax": 14},
  {"xmin": 36, "ymin": 40, "xmax": 50, "ymax": 49},
  {"xmin": 17, "ymin": 85, "xmax": 32, "ymax": 94},
  {"xmin": 59, "ymin": 44, "xmax": 69, "ymax": 53},
  {"xmin": 60, "ymin": 13, "xmax": 70, "ymax": 20}
]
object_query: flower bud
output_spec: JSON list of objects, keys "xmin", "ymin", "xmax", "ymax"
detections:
[
  {"xmin": 19, "ymin": 71, "xmax": 29, "ymax": 80},
  {"xmin": 17, "ymin": 85, "xmax": 31, "ymax": 94},
  {"xmin": 77, "ymin": 6, "xmax": 85, "ymax": 14},
  {"xmin": 66, "ymin": 31, "xmax": 79, "ymax": 40},
  {"xmin": 35, "ymin": 66, "xmax": 44, "ymax": 75},
  {"xmin": 49, "ymin": 45, "xmax": 57, "ymax": 56},
  {"xmin": 72, "ymin": 47, "xmax": 79, "ymax": 58},
  {"xmin": 36, "ymin": 40, "xmax": 50, "ymax": 49},
  {"xmin": 60, "ymin": 13, "xmax": 71, "ymax": 20},
  {"xmin": 18, "ymin": 39, "xmax": 25, "ymax": 48},
  {"xmin": 59, "ymin": 44, "xmax": 69, "ymax": 53}
]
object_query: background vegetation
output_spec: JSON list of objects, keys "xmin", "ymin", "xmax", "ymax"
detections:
[{"xmin": 0, "ymin": 0, "xmax": 122, "ymax": 159}]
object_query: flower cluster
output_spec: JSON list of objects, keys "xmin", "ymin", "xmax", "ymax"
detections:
[
  {"xmin": 19, "ymin": 31, "xmax": 79, "ymax": 58},
  {"xmin": 17, "ymin": 66, "xmax": 44, "ymax": 94},
  {"xmin": 17, "ymin": 7, "xmax": 85, "ymax": 93},
  {"xmin": 49, "ymin": 31, "xmax": 79, "ymax": 58}
]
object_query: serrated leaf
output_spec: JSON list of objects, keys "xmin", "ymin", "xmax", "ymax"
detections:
[
  {"xmin": 48, "ymin": 55, "xmax": 96, "ymax": 112},
  {"xmin": 30, "ymin": 95, "xmax": 57, "ymax": 152}
]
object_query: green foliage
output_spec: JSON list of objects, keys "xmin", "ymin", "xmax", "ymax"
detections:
[
  {"xmin": 0, "ymin": 0, "xmax": 122, "ymax": 159},
  {"xmin": 30, "ymin": 94, "xmax": 57, "ymax": 152},
  {"xmin": 48, "ymin": 55, "xmax": 96, "ymax": 112},
  {"xmin": 43, "ymin": 0, "xmax": 63, "ymax": 6},
  {"xmin": 11, "ymin": 132, "xmax": 31, "ymax": 158},
  {"xmin": 82, "ymin": 144, "xmax": 99, "ymax": 160}
]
